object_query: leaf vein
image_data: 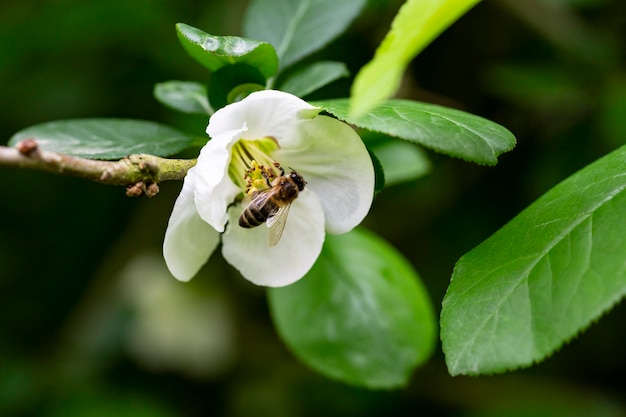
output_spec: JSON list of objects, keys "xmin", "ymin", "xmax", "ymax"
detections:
[
  {"xmin": 277, "ymin": 0, "xmax": 311, "ymax": 60},
  {"xmin": 454, "ymin": 180, "xmax": 626, "ymax": 366}
]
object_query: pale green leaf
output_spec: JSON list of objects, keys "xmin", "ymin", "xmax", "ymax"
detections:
[
  {"xmin": 278, "ymin": 61, "xmax": 349, "ymax": 98},
  {"xmin": 176, "ymin": 23, "xmax": 278, "ymax": 79},
  {"xmin": 371, "ymin": 140, "xmax": 431, "ymax": 186},
  {"xmin": 243, "ymin": 0, "xmax": 365, "ymax": 70},
  {"xmin": 314, "ymin": 98, "xmax": 515, "ymax": 165},
  {"xmin": 9, "ymin": 119, "xmax": 196, "ymax": 159},
  {"xmin": 154, "ymin": 81, "xmax": 211, "ymax": 115},
  {"xmin": 268, "ymin": 228, "xmax": 436, "ymax": 388},
  {"xmin": 441, "ymin": 145, "xmax": 626, "ymax": 376},
  {"xmin": 350, "ymin": 0, "xmax": 481, "ymax": 117}
]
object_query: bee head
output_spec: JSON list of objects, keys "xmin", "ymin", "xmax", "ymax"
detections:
[{"xmin": 289, "ymin": 170, "xmax": 306, "ymax": 191}]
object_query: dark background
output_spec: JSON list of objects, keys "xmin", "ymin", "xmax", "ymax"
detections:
[{"xmin": 1, "ymin": 0, "xmax": 625, "ymax": 416}]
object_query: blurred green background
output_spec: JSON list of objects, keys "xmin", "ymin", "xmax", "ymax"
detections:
[{"xmin": 1, "ymin": 0, "xmax": 625, "ymax": 416}]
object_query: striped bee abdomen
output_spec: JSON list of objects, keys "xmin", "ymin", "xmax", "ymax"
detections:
[{"xmin": 239, "ymin": 199, "xmax": 279, "ymax": 228}]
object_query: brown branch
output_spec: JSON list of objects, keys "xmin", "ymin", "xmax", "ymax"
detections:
[{"xmin": 0, "ymin": 139, "xmax": 196, "ymax": 197}]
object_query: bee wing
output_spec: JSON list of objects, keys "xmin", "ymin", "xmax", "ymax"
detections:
[
  {"xmin": 266, "ymin": 203, "xmax": 291, "ymax": 247},
  {"xmin": 241, "ymin": 192, "xmax": 254, "ymax": 208},
  {"xmin": 242, "ymin": 188, "xmax": 272, "ymax": 209}
]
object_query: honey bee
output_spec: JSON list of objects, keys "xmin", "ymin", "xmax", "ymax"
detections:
[{"xmin": 238, "ymin": 168, "xmax": 306, "ymax": 246}]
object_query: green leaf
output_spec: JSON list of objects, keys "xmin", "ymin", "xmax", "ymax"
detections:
[
  {"xmin": 278, "ymin": 61, "xmax": 349, "ymax": 98},
  {"xmin": 243, "ymin": 0, "xmax": 365, "ymax": 70},
  {"xmin": 441, "ymin": 145, "xmax": 626, "ymax": 376},
  {"xmin": 350, "ymin": 0, "xmax": 481, "ymax": 117},
  {"xmin": 207, "ymin": 64, "xmax": 266, "ymax": 110},
  {"xmin": 368, "ymin": 147, "xmax": 386, "ymax": 195},
  {"xmin": 314, "ymin": 98, "xmax": 515, "ymax": 165},
  {"xmin": 9, "ymin": 119, "xmax": 196, "ymax": 159},
  {"xmin": 176, "ymin": 23, "xmax": 278, "ymax": 79},
  {"xmin": 154, "ymin": 81, "xmax": 211, "ymax": 115},
  {"xmin": 268, "ymin": 228, "xmax": 437, "ymax": 389},
  {"xmin": 371, "ymin": 140, "xmax": 431, "ymax": 186}
]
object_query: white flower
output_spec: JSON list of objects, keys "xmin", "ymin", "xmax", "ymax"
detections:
[{"xmin": 163, "ymin": 90, "xmax": 375, "ymax": 287}]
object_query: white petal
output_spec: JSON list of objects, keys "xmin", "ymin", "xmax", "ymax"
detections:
[
  {"xmin": 221, "ymin": 190, "xmax": 325, "ymax": 287},
  {"xmin": 163, "ymin": 167, "xmax": 220, "ymax": 282},
  {"xmin": 207, "ymin": 90, "xmax": 320, "ymax": 141},
  {"xmin": 275, "ymin": 116, "xmax": 375, "ymax": 234},
  {"xmin": 194, "ymin": 129, "xmax": 243, "ymax": 232}
]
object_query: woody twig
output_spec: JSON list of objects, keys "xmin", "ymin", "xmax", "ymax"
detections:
[{"xmin": 0, "ymin": 139, "xmax": 196, "ymax": 197}]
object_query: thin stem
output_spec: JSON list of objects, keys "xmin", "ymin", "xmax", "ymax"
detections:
[{"xmin": 0, "ymin": 139, "xmax": 196, "ymax": 197}]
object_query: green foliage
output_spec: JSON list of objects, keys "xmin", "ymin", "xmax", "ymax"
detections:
[
  {"xmin": 350, "ymin": 0, "xmax": 481, "ymax": 117},
  {"xmin": 153, "ymin": 81, "xmax": 211, "ymax": 115},
  {"xmin": 207, "ymin": 64, "xmax": 266, "ymax": 110},
  {"xmin": 243, "ymin": 0, "xmax": 366, "ymax": 71},
  {"xmin": 370, "ymin": 140, "xmax": 431, "ymax": 187},
  {"xmin": 277, "ymin": 61, "xmax": 349, "ymax": 98},
  {"xmin": 314, "ymin": 98, "xmax": 515, "ymax": 165},
  {"xmin": 9, "ymin": 119, "xmax": 196, "ymax": 159},
  {"xmin": 368, "ymin": 148, "xmax": 386, "ymax": 194},
  {"xmin": 485, "ymin": 63, "xmax": 588, "ymax": 114},
  {"xmin": 3, "ymin": 0, "xmax": 626, "ymax": 410},
  {"xmin": 176, "ymin": 23, "xmax": 278, "ymax": 79},
  {"xmin": 441, "ymin": 144, "xmax": 626, "ymax": 376},
  {"xmin": 268, "ymin": 228, "xmax": 436, "ymax": 388}
]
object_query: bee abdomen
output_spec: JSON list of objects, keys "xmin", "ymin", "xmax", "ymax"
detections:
[{"xmin": 239, "ymin": 202, "xmax": 277, "ymax": 228}]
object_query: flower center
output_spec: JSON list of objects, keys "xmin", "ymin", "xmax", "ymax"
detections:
[{"xmin": 229, "ymin": 137, "xmax": 281, "ymax": 194}]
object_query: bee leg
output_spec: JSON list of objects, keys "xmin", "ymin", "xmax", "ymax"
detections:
[{"xmin": 261, "ymin": 170, "xmax": 272, "ymax": 188}]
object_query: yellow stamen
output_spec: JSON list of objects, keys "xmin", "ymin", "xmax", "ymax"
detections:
[{"xmin": 228, "ymin": 137, "xmax": 280, "ymax": 192}]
